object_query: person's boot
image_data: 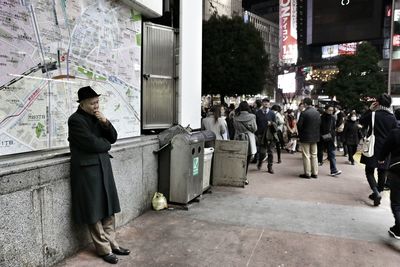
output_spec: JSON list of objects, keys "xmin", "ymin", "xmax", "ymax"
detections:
[
  {"xmin": 267, "ymin": 165, "xmax": 274, "ymax": 174},
  {"xmin": 370, "ymin": 188, "xmax": 381, "ymax": 206}
]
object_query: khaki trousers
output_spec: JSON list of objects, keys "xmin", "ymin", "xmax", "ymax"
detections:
[
  {"xmin": 88, "ymin": 216, "xmax": 119, "ymax": 256},
  {"xmin": 301, "ymin": 143, "xmax": 318, "ymax": 176}
]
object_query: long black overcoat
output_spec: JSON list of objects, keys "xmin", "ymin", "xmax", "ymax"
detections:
[
  {"xmin": 359, "ymin": 109, "xmax": 397, "ymax": 169},
  {"xmin": 68, "ymin": 107, "xmax": 121, "ymax": 224}
]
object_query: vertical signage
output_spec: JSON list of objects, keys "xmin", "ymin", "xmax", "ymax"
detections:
[{"xmin": 279, "ymin": 0, "xmax": 298, "ymax": 64}]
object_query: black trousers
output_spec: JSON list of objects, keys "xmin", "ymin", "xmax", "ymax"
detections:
[
  {"xmin": 275, "ymin": 141, "xmax": 281, "ymax": 162},
  {"xmin": 365, "ymin": 166, "xmax": 387, "ymax": 193},
  {"xmin": 258, "ymin": 142, "xmax": 274, "ymax": 168},
  {"xmin": 347, "ymin": 145, "xmax": 357, "ymax": 163},
  {"xmin": 246, "ymin": 155, "xmax": 252, "ymax": 175},
  {"xmin": 390, "ymin": 173, "xmax": 400, "ymax": 228}
]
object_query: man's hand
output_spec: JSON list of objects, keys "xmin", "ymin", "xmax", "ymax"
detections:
[
  {"xmin": 94, "ymin": 111, "xmax": 108, "ymax": 124},
  {"xmin": 378, "ymin": 160, "xmax": 385, "ymax": 164},
  {"xmin": 369, "ymin": 102, "xmax": 379, "ymax": 111}
]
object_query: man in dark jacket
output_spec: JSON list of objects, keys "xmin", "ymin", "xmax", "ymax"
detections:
[
  {"xmin": 255, "ymin": 98, "xmax": 276, "ymax": 173},
  {"xmin": 297, "ymin": 98, "xmax": 321, "ymax": 179},
  {"xmin": 379, "ymin": 127, "xmax": 400, "ymax": 238},
  {"xmin": 318, "ymin": 105, "xmax": 342, "ymax": 176},
  {"xmin": 68, "ymin": 86, "xmax": 130, "ymax": 264},
  {"xmin": 395, "ymin": 108, "xmax": 400, "ymax": 128},
  {"xmin": 360, "ymin": 94, "xmax": 397, "ymax": 206},
  {"xmin": 343, "ymin": 112, "xmax": 361, "ymax": 165}
]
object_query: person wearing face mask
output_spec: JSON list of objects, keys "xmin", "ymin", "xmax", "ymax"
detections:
[
  {"xmin": 343, "ymin": 112, "xmax": 362, "ymax": 165},
  {"xmin": 318, "ymin": 104, "xmax": 342, "ymax": 177},
  {"xmin": 68, "ymin": 86, "xmax": 130, "ymax": 264},
  {"xmin": 360, "ymin": 94, "xmax": 397, "ymax": 206}
]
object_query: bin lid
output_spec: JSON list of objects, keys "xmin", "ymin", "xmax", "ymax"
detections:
[
  {"xmin": 158, "ymin": 125, "xmax": 189, "ymax": 147},
  {"xmin": 172, "ymin": 131, "xmax": 205, "ymax": 145},
  {"xmin": 201, "ymin": 130, "xmax": 216, "ymax": 141}
]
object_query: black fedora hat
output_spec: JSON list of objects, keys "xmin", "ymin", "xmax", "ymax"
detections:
[{"xmin": 77, "ymin": 86, "xmax": 101, "ymax": 102}]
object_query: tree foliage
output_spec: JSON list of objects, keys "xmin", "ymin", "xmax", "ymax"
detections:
[
  {"xmin": 202, "ymin": 15, "xmax": 269, "ymax": 96},
  {"xmin": 325, "ymin": 42, "xmax": 386, "ymax": 111}
]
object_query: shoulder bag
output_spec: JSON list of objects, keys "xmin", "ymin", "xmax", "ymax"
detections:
[{"xmin": 362, "ymin": 112, "xmax": 375, "ymax": 158}]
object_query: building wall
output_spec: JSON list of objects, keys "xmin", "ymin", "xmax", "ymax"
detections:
[
  {"xmin": 0, "ymin": 137, "xmax": 159, "ymax": 267},
  {"xmin": 247, "ymin": 11, "xmax": 280, "ymax": 66},
  {"xmin": 203, "ymin": 0, "xmax": 243, "ymax": 20}
]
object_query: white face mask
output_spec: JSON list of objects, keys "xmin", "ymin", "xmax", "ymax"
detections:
[{"xmin": 351, "ymin": 116, "xmax": 357, "ymax": 121}]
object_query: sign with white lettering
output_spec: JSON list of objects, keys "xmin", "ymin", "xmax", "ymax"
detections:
[{"xmin": 279, "ymin": 0, "xmax": 298, "ymax": 64}]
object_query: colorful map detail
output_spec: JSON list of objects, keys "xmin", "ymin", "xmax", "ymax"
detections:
[{"xmin": 0, "ymin": 0, "xmax": 142, "ymax": 156}]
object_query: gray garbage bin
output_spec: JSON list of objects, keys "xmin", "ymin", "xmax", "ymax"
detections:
[
  {"xmin": 200, "ymin": 130, "xmax": 216, "ymax": 191},
  {"xmin": 212, "ymin": 140, "xmax": 248, "ymax": 187},
  {"xmin": 158, "ymin": 131, "xmax": 205, "ymax": 204}
]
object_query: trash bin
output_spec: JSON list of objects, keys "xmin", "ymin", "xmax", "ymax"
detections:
[
  {"xmin": 202, "ymin": 147, "xmax": 214, "ymax": 191},
  {"xmin": 157, "ymin": 130, "xmax": 205, "ymax": 204},
  {"xmin": 212, "ymin": 140, "xmax": 248, "ymax": 187},
  {"xmin": 201, "ymin": 130, "xmax": 216, "ymax": 148},
  {"xmin": 200, "ymin": 130, "xmax": 216, "ymax": 192}
]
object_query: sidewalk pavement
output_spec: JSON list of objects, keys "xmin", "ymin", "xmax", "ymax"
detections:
[{"xmin": 57, "ymin": 151, "xmax": 400, "ymax": 267}]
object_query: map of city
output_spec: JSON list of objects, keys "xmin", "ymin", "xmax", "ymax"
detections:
[{"xmin": 0, "ymin": 0, "xmax": 142, "ymax": 156}]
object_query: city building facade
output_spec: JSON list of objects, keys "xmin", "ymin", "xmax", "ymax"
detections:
[
  {"xmin": 204, "ymin": 0, "xmax": 243, "ymax": 20},
  {"xmin": 246, "ymin": 11, "xmax": 279, "ymax": 66}
]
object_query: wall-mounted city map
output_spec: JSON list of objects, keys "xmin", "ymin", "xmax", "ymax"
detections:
[{"xmin": 0, "ymin": 0, "xmax": 142, "ymax": 156}]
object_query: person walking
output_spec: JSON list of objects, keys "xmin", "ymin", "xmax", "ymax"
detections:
[
  {"xmin": 343, "ymin": 112, "xmax": 362, "ymax": 165},
  {"xmin": 378, "ymin": 127, "xmax": 400, "ymax": 238},
  {"xmin": 360, "ymin": 94, "xmax": 398, "ymax": 206},
  {"xmin": 297, "ymin": 98, "xmax": 321, "ymax": 179},
  {"xmin": 68, "ymin": 86, "xmax": 130, "ymax": 264},
  {"xmin": 255, "ymin": 98, "xmax": 276, "ymax": 173},
  {"xmin": 294, "ymin": 103, "xmax": 305, "ymax": 152},
  {"xmin": 201, "ymin": 105, "xmax": 228, "ymax": 140},
  {"xmin": 272, "ymin": 104, "xmax": 285, "ymax": 163},
  {"xmin": 285, "ymin": 109, "xmax": 298, "ymax": 154},
  {"xmin": 318, "ymin": 105, "xmax": 342, "ymax": 176},
  {"xmin": 233, "ymin": 101, "xmax": 257, "ymax": 184}
]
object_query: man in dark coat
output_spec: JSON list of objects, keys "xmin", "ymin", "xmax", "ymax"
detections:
[
  {"xmin": 297, "ymin": 98, "xmax": 321, "ymax": 179},
  {"xmin": 68, "ymin": 86, "xmax": 130, "ymax": 264},
  {"xmin": 343, "ymin": 112, "xmax": 362, "ymax": 165},
  {"xmin": 360, "ymin": 94, "xmax": 397, "ymax": 206},
  {"xmin": 255, "ymin": 98, "xmax": 276, "ymax": 173},
  {"xmin": 379, "ymin": 127, "xmax": 400, "ymax": 238},
  {"xmin": 318, "ymin": 104, "xmax": 342, "ymax": 176}
]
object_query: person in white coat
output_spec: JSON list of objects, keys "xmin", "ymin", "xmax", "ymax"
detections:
[{"xmin": 201, "ymin": 105, "xmax": 228, "ymax": 140}]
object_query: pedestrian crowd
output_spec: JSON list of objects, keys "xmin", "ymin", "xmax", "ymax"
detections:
[{"xmin": 201, "ymin": 94, "xmax": 400, "ymax": 240}]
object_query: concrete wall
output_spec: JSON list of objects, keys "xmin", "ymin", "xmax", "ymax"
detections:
[{"xmin": 0, "ymin": 136, "xmax": 158, "ymax": 267}]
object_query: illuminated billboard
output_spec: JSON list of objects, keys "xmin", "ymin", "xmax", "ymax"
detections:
[
  {"xmin": 278, "ymin": 72, "xmax": 296, "ymax": 93},
  {"xmin": 307, "ymin": 0, "xmax": 383, "ymax": 45},
  {"xmin": 321, "ymin": 42, "xmax": 358, "ymax": 58},
  {"xmin": 279, "ymin": 0, "xmax": 298, "ymax": 64}
]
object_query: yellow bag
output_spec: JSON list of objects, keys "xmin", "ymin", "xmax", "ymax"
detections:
[{"xmin": 152, "ymin": 192, "xmax": 168, "ymax": 211}]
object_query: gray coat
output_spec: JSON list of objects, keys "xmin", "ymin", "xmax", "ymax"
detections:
[
  {"xmin": 297, "ymin": 106, "xmax": 321, "ymax": 143},
  {"xmin": 68, "ymin": 107, "xmax": 121, "ymax": 224},
  {"xmin": 233, "ymin": 111, "xmax": 257, "ymax": 139}
]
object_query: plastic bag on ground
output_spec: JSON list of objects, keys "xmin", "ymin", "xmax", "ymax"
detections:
[{"xmin": 152, "ymin": 192, "xmax": 168, "ymax": 211}]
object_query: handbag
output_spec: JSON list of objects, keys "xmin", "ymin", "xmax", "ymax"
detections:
[
  {"xmin": 321, "ymin": 117, "xmax": 333, "ymax": 141},
  {"xmin": 362, "ymin": 112, "xmax": 375, "ymax": 158},
  {"xmin": 238, "ymin": 121, "xmax": 257, "ymax": 156},
  {"xmin": 321, "ymin": 133, "xmax": 332, "ymax": 141}
]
